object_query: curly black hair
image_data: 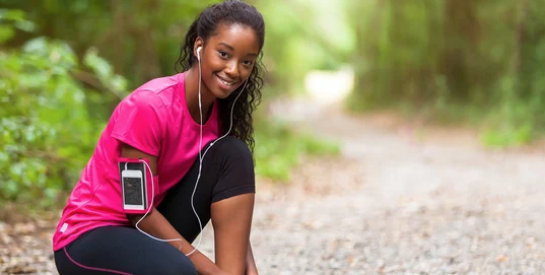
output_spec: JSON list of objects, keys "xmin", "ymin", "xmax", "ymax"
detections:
[{"xmin": 175, "ymin": 0, "xmax": 266, "ymax": 153}]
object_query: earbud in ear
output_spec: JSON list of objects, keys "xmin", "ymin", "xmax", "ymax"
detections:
[{"xmin": 197, "ymin": 47, "xmax": 202, "ymax": 61}]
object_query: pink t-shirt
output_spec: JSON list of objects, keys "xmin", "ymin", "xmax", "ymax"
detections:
[{"xmin": 52, "ymin": 72, "xmax": 219, "ymax": 251}]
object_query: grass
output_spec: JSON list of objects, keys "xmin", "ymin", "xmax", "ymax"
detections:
[
  {"xmin": 254, "ymin": 118, "xmax": 340, "ymax": 182},
  {"xmin": 346, "ymin": 92, "xmax": 544, "ymax": 149}
]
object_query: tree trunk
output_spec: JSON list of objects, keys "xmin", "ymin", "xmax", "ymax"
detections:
[
  {"xmin": 439, "ymin": 0, "xmax": 481, "ymax": 101},
  {"xmin": 510, "ymin": 0, "xmax": 528, "ymax": 96}
]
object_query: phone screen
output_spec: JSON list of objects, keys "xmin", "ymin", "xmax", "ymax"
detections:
[{"xmin": 123, "ymin": 177, "xmax": 143, "ymax": 206}]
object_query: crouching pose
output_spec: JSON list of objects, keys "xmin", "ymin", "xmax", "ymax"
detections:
[{"xmin": 52, "ymin": 1, "xmax": 266, "ymax": 274}]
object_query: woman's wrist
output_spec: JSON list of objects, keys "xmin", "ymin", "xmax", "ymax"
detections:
[{"xmin": 186, "ymin": 250, "xmax": 222, "ymax": 275}]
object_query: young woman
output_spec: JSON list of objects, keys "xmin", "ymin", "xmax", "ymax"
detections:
[{"xmin": 52, "ymin": 1, "xmax": 266, "ymax": 274}]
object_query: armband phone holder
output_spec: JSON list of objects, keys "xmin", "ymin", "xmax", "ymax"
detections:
[{"xmin": 118, "ymin": 157, "xmax": 155, "ymax": 214}]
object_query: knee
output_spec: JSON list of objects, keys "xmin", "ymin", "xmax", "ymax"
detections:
[
  {"xmin": 212, "ymin": 136, "xmax": 253, "ymax": 163},
  {"xmin": 166, "ymin": 256, "xmax": 197, "ymax": 275}
]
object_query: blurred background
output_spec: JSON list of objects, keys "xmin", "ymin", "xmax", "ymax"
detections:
[{"xmin": 2, "ymin": 0, "xmax": 545, "ymax": 210}]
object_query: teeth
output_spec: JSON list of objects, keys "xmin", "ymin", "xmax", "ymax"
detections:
[
  {"xmin": 221, "ymin": 79, "xmax": 233, "ymax": 86},
  {"xmin": 218, "ymin": 75, "xmax": 235, "ymax": 86}
]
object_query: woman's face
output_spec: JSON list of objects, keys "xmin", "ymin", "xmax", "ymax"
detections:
[{"xmin": 199, "ymin": 23, "xmax": 260, "ymax": 99}]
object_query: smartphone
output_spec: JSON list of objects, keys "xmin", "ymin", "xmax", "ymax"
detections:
[{"xmin": 121, "ymin": 169, "xmax": 146, "ymax": 211}]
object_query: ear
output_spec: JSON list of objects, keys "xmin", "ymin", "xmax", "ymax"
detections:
[{"xmin": 193, "ymin": 37, "xmax": 204, "ymax": 60}]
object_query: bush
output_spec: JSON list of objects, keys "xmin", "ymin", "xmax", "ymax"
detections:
[
  {"xmin": 254, "ymin": 120, "xmax": 340, "ymax": 182},
  {"xmin": 0, "ymin": 35, "xmax": 127, "ymax": 207}
]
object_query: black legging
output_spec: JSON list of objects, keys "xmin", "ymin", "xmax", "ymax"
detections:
[{"xmin": 54, "ymin": 136, "xmax": 255, "ymax": 275}]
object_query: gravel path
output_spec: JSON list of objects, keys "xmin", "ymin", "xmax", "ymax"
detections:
[
  {"xmin": 253, "ymin": 100, "xmax": 545, "ymax": 275},
  {"xmin": 2, "ymin": 101, "xmax": 545, "ymax": 275}
]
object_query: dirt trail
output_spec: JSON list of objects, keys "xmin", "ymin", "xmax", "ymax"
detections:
[
  {"xmin": 247, "ymin": 99, "xmax": 545, "ymax": 274},
  {"xmin": 2, "ymin": 100, "xmax": 545, "ymax": 275}
]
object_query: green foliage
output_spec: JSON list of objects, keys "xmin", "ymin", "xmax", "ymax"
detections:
[
  {"xmin": 1, "ymin": 0, "xmax": 219, "ymax": 87},
  {"xmin": 2, "ymin": 0, "xmax": 349, "ymax": 97},
  {"xmin": 0, "ymin": 3, "xmax": 343, "ymax": 207},
  {"xmin": 481, "ymin": 125, "xmax": 532, "ymax": 148},
  {"xmin": 256, "ymin": 0, "xmax": 353, "ymax": 94},
  {"xmin": 346, "ymin": 0, "xmax": 545, "ymax": 147},
  {"xmin": 0, "ymin": 8, "xmax": 35, "ymax": 43},
  {"xmin": 254, "ymin": 119, "xmax": 340, "ymax": 182},
  {"xmin": 0, "ymin": 29, "xmax": 127, "ymax": 206}
]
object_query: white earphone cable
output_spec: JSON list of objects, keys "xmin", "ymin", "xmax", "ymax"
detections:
[
  {"xmin": 65, "ymin": 48, "xmax": 248, "ymax": 269},
  {"xmin": 134, "ymin": 48, "xmax": 248, "ymax": 256},
  {"xmin": 187, "ymin": 48, "xmax": 248, "ymax": 256},
  {"xmin": 135, "ymin": 161, "xmax": 184, "ymax": 250}
]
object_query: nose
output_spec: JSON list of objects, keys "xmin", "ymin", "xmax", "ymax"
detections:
[{"xmin": 224, "ymin": 60, "xmax": 240, "ymax": 79}]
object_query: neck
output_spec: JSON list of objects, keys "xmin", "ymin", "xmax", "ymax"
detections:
[{"xmin": 185, "ymin": 66, "xmax": 216, "ymax": 124}]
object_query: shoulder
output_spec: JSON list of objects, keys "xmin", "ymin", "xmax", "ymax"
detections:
[
  {"xmin": 121, "ymin": 89, "xmax": 165, "ymax": 111},
  {"xmin": 138, "ymin": 74, "xmax": 181, "ymax": 94},
  {"xmin": 133, "ymin": 73, "xmax": 184, "ymax": 106},
  {"xmin": 119, "ymin": 73, "xmax": 185, "ymax": 111}
]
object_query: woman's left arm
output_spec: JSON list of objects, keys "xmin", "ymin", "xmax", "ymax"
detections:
[{"xmin": 211, "ymin": 193, "xmax": 255, "ymax": 275}]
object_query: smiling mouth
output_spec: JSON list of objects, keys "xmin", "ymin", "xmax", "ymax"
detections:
[{"xmin": 216, "ymin": 74, "xmax": 238, "ymax": 87}]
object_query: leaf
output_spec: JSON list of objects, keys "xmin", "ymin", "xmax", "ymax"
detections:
[
  {"xmin": 0, "ymin": 9, "xmax": 25, "ymax": 21},
  {"xmin": 0, "ymin": 25, "xmax": 14, "ymax": 44}
]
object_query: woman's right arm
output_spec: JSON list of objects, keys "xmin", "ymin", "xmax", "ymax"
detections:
[{"xmin": 122, "ymin": 143, "xmax": 231, "ymax": 275}]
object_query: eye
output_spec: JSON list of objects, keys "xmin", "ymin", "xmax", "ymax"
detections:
[
  {"xmin": 218, "ymin": 50, "xmax": 229, "ymax": 59},
  {"xmin": 242, "ymin": 60, "xmax": 254, "ymax": 66}
]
